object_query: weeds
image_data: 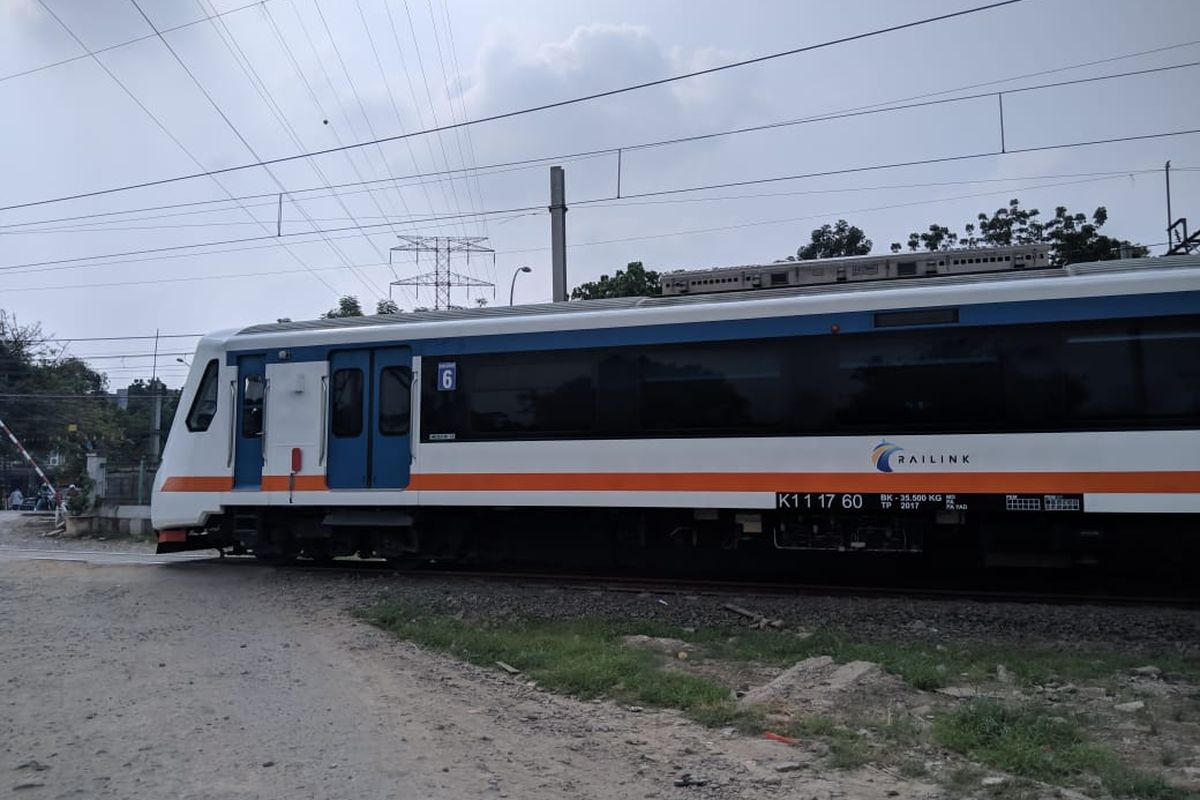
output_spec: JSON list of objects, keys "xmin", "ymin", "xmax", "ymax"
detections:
[{"xmin": 935, "ymin": 700, "xmax": 1187, "ymax": 799}]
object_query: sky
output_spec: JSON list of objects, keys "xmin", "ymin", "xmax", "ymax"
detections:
[{"xmin": 0, "ymin": 0, "xmax": 1198, "ymax": 388}]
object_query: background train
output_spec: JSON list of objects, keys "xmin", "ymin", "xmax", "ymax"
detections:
[{"xmin": 152, "ymin": 251, "xmax": 1200, "ymax": 576}]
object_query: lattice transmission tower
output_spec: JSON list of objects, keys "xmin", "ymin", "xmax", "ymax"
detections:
[{"xmin": 389, "ymin": 236, "xmax": 495, "ymax": 310}]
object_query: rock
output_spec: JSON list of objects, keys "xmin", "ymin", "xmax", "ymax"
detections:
[
  {"xmin": 981, "ymin": 776, "xmax": 1007, "ymax": 786},
  {"xmin": 628, "ymin": 706, "xmax": 644, "ymax": 713},
  {"xmin": 1131, "ymin": 665, "xmax": 1162, "ymax": 678},
  {"xmin": 261, "ymin": 761, "xmax": 275, "ymax": 768},
  {"xmin": 826, "ymin": 661, "xmax": 880, "ymax": 690},
  {"xmin": 676, "ymin": 651, "xmax": 689, "ymax": 661},
  {"xmin": 936, "ymin": 686, "xmax": 977, "ymax": 699},
  {"xmin": 673, "ymin": 773, "xmax": 708, "ymax": 787},
  {"xmin": 996, "ymin": 664, "xmax": 1013, "ymax": 684},
  {"xmin": 622, "ymin": 635, "xmax": 694, "ymax": 656},
  {"xmin": 14, "ymin": 760, "xmax": 49, "ymax": 772},
  {"xmin": 13, "ymin": 782, "xmax": 45, "ymax": 791},
  {"xmin": 1114, "ymin": 700, "xmax": 1145, "ymax": 712},
  {"xmin": 775, "ymin": 762, "xmax": 804, "ymax": 773}
]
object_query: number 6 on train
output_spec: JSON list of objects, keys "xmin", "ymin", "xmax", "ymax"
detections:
[{"xmin": 437, "ymin": 362, "xmax": 457, "ymax": 391}]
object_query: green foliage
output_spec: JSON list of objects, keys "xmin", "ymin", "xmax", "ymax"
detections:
[
  {"xmin": 321, "ymin": 295, "xmax": 365, "ymax": 318},
  {"xmin": 791, "ymin": 219, "xmax": 873, "ymax": 260},
  {"xmin": 890, "ymin": 199, "xmax": 1149, "ymax": 265},
  {"xmin": 0, "ymin": 311, "xmax": 180, "ymax": 484},
  {"xmin": 935, "ymin": 701, "xmax": 1185, "ymax": 799},
  {"xmin": 571, "ymin": 262, "xmax": 661, "ymax": 300},
  {"xmin": 375, "ymin": 298, "xmax": 400, "ymax": 315}
]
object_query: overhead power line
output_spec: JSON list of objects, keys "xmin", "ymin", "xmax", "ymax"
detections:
[
  {"xmin": 0, "ymin": 204, "xmax": 543, "ymax": 274},
  {"xmin": 3, "ymin": 52, "xmax": 1196, "ymax": 236},
  {"xmin": 3, "ymin": 123, "xmax": 1196, "ymax": 277},
  {"xmin": 41, "ymin": 334, "xmax": 203, "ymax": 342},
  {"xmin": 0, "ymin": 0, "xmax": 1027, "ymax": 214},
  {"xmin": 1, "ymin": 0, "xmax": 268, "ymax": 84},
  {"xmin": 0, "ymin": 170, "xmax": 1154, "ymax": 293}
]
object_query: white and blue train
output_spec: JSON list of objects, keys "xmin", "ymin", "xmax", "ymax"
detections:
[{"xmin": 152, "ymin": 251, "xmax": 1200, "ymax": 569}]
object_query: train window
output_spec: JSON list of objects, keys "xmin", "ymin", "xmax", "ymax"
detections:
[
  {"xmin": 241, "ymin": 375, "xmax": 265, "ymax": 438},
  {"xmin": 185, "ymin": 359, "xmax": 220, "ymax": 432},
  {"xmin": 467, "ymin": 353, "xmax": 596, "ymax": 435},
  {"xmin": 833, "ymin": 331, "xmax": 1002, "ymax": 429},
  {"xmin": 378, "ymin": 366, "xmax": 412, "ymax": 435},
  {"xmin": 331, "ymin": 368, "xmax": 363, "ymax": 437},
  {"xmin": 1062, "ymin": 329, "xmax": 1141, "ymax": 420},
  {"xmin": 897, "ymin": 261, "xmax": 917, "ymax": 276},
  {"xmin": 1128, "ymin": 323, "xmax": 1200, "ymax": 418},
  {"xmin": 638, "ymin": 345, "xmax": 784, "ymax": 432}
]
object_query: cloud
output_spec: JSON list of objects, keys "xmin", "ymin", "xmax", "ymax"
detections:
[{"xmin": 461, "ymin": 23, "xmax": 766, "ymax": 158}]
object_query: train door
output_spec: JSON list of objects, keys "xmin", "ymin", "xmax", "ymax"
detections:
[
  {"xmin": 233, "ymin": 355, "xmax": 266, "ymax": 490},
  {"xmin": 326, "ymin": 350, "xmax": 371, "ymax": 489},
  {"xmin": 370, "ymin": 347, "xmax": 412, "ymax": 489},
  {"xmin": 325, "ymin": 347, "xmax": 413, "ymax": 490}
]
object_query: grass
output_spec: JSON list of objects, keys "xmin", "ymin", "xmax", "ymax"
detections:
[
  {"xmin": 934, "ymin": 700, "xmax": 1188, "ymax": 800},
  {"xmin": 361, "ymin": 601, "xmax": 1196, "ymax": 790},
  {"xmin": 361, "ymin": 604, "xmax": 731, "ymax": 713}
]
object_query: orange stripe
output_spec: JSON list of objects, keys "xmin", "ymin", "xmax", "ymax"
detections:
[
  {"xmin": 261, "ymin": 475, "xmax": 328, "ymax": 492},
  {"xmin": 159, "ymin": 471, "xmax": 1200, "ymax": 494},
  {"xmin": 162, "ymin": 476, "xmax": 233, "ymax": 492},
  {"xmin": 157, "ymin": 529, "xmax": 187, "ymax": 543}
]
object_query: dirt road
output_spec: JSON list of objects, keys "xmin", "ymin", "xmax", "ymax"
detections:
[{"xmin": 0, "ymin": 543, "xmax": 930, "ymax": 799}]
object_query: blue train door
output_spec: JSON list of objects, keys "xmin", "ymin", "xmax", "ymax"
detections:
[
  {"xmin": 326, "ymin": 350, "xmax": 371, "ymax": 489},
  {"xmin": 325, "ymin": 347, "xmax": 412, "ymax": 490},
  {"xmin": 233, "ymin": 355, "xmax": 266, "ymax": 490},
  {"xmin": 371, "ymin": 347, "xmax": 412, "ymax": 489}
]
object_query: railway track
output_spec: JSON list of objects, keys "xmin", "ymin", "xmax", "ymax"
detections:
[{"xmin": 192, "ymin": 553, "xmax": 1200, "ymax": 608}]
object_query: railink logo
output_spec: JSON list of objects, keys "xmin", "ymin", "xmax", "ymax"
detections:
[
  {"xmin": 872, "ymin": 441, "xmax": 904, "ymax": 473},
  {"xmin": 872, "ymin": 440, "xmax": 970, "ymax": 472}
]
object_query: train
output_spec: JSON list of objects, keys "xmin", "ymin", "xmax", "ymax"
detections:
[{"xmin": 152, "ymin": 251, "xmax": 1200, "ymax": 573}]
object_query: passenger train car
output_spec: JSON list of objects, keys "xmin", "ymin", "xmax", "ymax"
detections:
[{"xmin": 153, "ymin": 254, "xmax": 1200, "ymax": 570}]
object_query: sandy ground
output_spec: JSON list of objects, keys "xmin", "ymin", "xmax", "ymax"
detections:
[{"xmin": 0, "ymin": 516, "xmax": 938, "ymax": 799}]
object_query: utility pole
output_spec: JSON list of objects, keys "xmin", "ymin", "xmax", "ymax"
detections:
[
  {"xmin": 550, "ymin": 166, "xmax": 568, "ymax": 302},
  {"xmin": 390, "ymin": 236, "xmax": 495, "ymax": 310},
  {"xmin": 149, "ymin": 328, "xmax": 161, "ymax": 461}
]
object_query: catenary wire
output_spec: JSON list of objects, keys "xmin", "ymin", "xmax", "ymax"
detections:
[
  {"xmin": 2, "ymin": 52, "xmax": 1195, "ymax": 233},
  {"xmin": 0, "ymin": 0, "xmax": 1029, "ymax": 214}
]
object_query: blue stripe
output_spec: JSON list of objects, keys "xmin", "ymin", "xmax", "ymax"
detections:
[{"xmin": 228, "ymin": 290, "xmax": 1200, "ymax": 365}]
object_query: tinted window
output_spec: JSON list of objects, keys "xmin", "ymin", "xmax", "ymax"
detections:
[
  {"xmin": 833, "ymin": 331, "xmax": 1002, "ymax": 429},
  {"xmin": 468, "ymin": 354, "xmax": 595, "ymax": 435},
  {"xmin": 185, "ymin": 359, "xmax": 220, "ymax": 432},
  {"xmin": 331, "ymin": 368, "xmax": 363, "ymax": 437},
  {"xmin": 378, "ymin": 366, "xmax": 411, "ymax": 435},
  {"xmin": 420, "ymin": 314, "xmax": 1200, "ymax": 441},
  {"xmin": 639, "ymin": 345, "xmax": 783, "ymax": 432},
  {"xmin": 1142, "ymin": 328, "xmax": 1200, "ymax": 417},
  {"xmin": 242, "ymin": 375, "xmax": 264, "ymax": 438}
]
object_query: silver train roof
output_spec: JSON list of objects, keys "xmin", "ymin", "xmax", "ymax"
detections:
[{"xmin": 236, "ymin": 253, "xmax": 1200, "ymax": 337}]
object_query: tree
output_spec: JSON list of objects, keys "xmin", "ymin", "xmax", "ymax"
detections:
[
  {"xmin": 891, "ymin": 199, "xmax": 1148, "ymax": 265},
  {"xmin": 789, "ymin": 220, "xmax": 872, "ymax": 260},
  {"xmin": 474, "ymin": 297, "xmax": 488, "ymax": 308},
  {"xmin": 1043, "ymin": 205, "xmax": 1148, "ymax": 264},
  {"xmin": 571, "ymin": 261, "xmax": 661, "ymax": 300},
  {"xmin": 376, "ymin": 298, "xmax": 400, "ymax": 315},
  {"xmin": 321, "ymin": 296, "xmax": 364, "ymax": 318}
]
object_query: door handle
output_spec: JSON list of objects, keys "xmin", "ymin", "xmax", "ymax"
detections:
[
  {"xmin": 226, "ymin": 379, "xmax": 236, "ymax": 468},
  {"xmin": 318, "ymin": 375, "xmax": 328, "ymax": 467},
  {"xmin": 261, "ymin": 378, "xmax": 270, "ymax": 466}
]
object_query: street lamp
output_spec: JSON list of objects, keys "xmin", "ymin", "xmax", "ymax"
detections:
[
  {"xmin": 509, "ymin": 265, "xmax": 532, "ymax": 305},
  {"xmin": 175, "ymin": 357, "xmax": 190, "ymax": 368}
]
